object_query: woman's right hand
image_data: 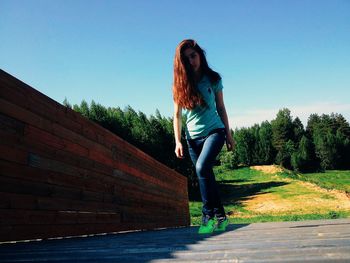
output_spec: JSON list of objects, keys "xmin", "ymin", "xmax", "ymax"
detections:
[{"xmin": 175, "ymin": 142, "xmax": 184, "ymax": 159}]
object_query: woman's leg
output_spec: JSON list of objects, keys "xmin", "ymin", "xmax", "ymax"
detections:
[{"xmin": 194, "ymin": 131, "xmax": 226, "ymax": 218}]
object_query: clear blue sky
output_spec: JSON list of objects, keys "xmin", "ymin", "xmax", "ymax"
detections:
[{"xmin": 1, "ymin": 0, "xmax": 349, "ymax": 129}]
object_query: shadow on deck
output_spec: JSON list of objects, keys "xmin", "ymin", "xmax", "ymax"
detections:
[
  {"xmin": 0, "ymin": 224, "xmax": 247, "ymax": 262},
  {"xmin": 1, "ymin": 218, "xmax": 350, "ymax": 262}
]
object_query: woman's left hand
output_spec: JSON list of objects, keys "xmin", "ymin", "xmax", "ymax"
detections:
[{"xmin": 226, "ymin": 133, "xmax": 235, "ymax": 151}]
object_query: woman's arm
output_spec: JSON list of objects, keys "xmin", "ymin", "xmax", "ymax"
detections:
[
  {"xmin": 215, "ymin": 91, "xmax": 235, "ymax": 151},
  {"xmin": 173, "ymin": 102, "xmax": 184, "ymax": 158}
]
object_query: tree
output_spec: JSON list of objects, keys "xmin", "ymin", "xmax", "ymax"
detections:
[
  {"xmin": 314, "ymin": 129, "xmax": 338, "ymax": 169},
  {"xmin": 291, "ymin": 135, "xmax": 320, "ymax": 172},
  {"xmin": 292, "ymin": 117, "xmax": 304, "ymax": 146},
  {"xmin": 276, "ymin": 139, "xmax": 295, "ymax": 169},
  {"xmin": 258, "ymin": 121, "xmax": 275, "ymax": 164},
  {"xmin": 106, "ymin": 106, "xmax": 128, "ymax": 139},
  {"xmin": 65, "ymin": 98, "xmax": 350, "ymax": 181},
  {"xmin": 250, "ymin": 124, "xmax": 261, "ymax": 165},
  {"xmin": 271, "ymin": 109, "xmax": 295, "ymax": 168},
  {"xmin": 89, "ymin": 100, "xmax": 109, "ymax": 126},
  {"xmin": 219, "ymin": 149, "xmax": 239, "ymax": 169},
  {"xmin": 306, "ymin": 113, "xmax": 321, "ymax": 137},
  {"xmin": 74, "ymin": 100, "xmax": 90, "ymax": 118},
  {"xmin": 234, "ymin": 127, "xmax": 255, "ymax": 166},
  {"xmin": 306, "ymin": 113, "xmax": 350, "ymax": 170},
  {"xmin": 333, "ymin": 114, "xmax": 350, "ymax": 169},
  {"xmin": 63, "ymin": 97, "xmax": 72, "ymax": 108},
  {"xmin": 271, "ymin": 108, "xmax": 294, "ymax": 151}
]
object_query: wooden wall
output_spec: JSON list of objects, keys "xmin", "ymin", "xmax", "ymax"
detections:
[{"xmin": 0, "ymin": 69, "xmax": 190, "ymax": 242}]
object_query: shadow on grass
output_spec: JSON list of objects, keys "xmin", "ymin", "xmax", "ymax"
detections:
[
  {"xmin": 220, "ymin": 181, "xmax": 289, "ymax": 205},
  {"xmin": 218, "ymin": 179, "xmax": 248, "ymax": 184},
  {"xmin": 189, "ymin": 179, "xmax": 290, "ymax": 207}
]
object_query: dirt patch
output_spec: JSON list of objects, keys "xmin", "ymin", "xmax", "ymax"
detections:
[
  {"xmin": 251, "ymin": 165, "xmax": 283, "ymax": 174},
  {"xmin": 242, "ymin": 193, "xmax": 295, "ymax": 213},
  {"xmin": 241, "ymin": 179, "xmax": 350, "ymax": 215},
  {"xmin": 298, "ymin": 181, "xmax": 350, "ymax": 202}
]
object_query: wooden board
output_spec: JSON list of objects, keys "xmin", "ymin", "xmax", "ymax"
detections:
[{"xmin": 0, "ymin": 219, "xmax": 349, "ymax": 262}]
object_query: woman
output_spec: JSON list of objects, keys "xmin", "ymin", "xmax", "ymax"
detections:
[{"xmin": 172, "ymin": 39, "xmax": 235, "ymax": 234}]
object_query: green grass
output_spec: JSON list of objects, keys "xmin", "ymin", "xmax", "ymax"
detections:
[
  {"xmin": 279, "ymin": 170, "xmax": 350, "ymax": 193},
  {"xmin": 189, "ymin": 166, "xmax": 350, "ymax": 225},
  {"xmin": 225, "ymin": 210, "xmax": 350, "ymax": 224}
]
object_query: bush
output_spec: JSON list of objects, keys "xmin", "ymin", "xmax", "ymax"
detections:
[{"xmin": 220, "ymin": 150, "xmax": 239, "ymax": 169}]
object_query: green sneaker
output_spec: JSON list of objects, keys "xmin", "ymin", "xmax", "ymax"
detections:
[
  {"xmin": 198, "ymin": 215, "xmax": 215, "ymax": 234},
  {"xmin": 215, "ymin": 217, "xmax": 229, "ymax": 232}
]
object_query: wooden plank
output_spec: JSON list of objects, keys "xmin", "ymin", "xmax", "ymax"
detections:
[
  {"xmin": 1, "ymin": 222, "xmax": 151, "ymax": 242},
  {"xmin": 0, "ymin": 143, "xmax": 28, "ymax": 165},
  {"xmin": 0, "ymin": 99, "xmax": 186, "ymax": 190},
  {"xmin": 1, "ymin": 77, "xmax": 101, "ymax": 143},
  {"xmin": 35, "ymin": 195, "xmax": 119, "ymax": 212},
  {"xmin": 0, "ymin": 77, "xmax": 74, "ymax": 131},
  {"xmin": 0, "ymin": 82, "xmax": 129, "ymax": 164},
  {"xmin": 0, "ymin": 192, "xmax": 36, "ymax": 210},
  {"xmin": 25, "ymin": 125, "xmax": 90, "ymax": 158},
  {"xmin": 0, "ymin": 192, "xmax": 123, "ymax": 213},
  {"xmin": 0, "ymin": 71, "xmax": 63, "ymax": 109},
  {"xmin": 112, "ymin": 147, "xmax": 186, "ymax": 187},
  {"xmin": 0, "ymin": 98, "xmax": 97, "ymax": 162},
  {"xmin": 25, "ymin": 148, "xmax": 186, "ymax": 197},
  {"xmin": 0, "ymin": 113, "xmax": 25, "ymax": 135},
  {"xmin": 0, "ymin": 97, "xmax": 54, "ymax": 132},
  {"xmin": 0, "ymin": 159, "xmax": 111, "ymax": 194},
  {"xmin": 1, "ymin": 72, "xmax": 185, "ymax": 181},
  {"xmin": 0, "ymin": 175, "xmax": 55, "ymax": 197},
  {"xmin": 0, "ymin": 174, "xmax": 187, "ymax": 216},
  {"xmin": 1, "ymin": 74, "xmax": 119, "ymax": 148},
  {"xmin": 112, "ymin": 161, "xmax": 187, "ymax": 195},
  {"xmin": 0, "ymin": 158, "xmax": 188, "ymax": 220},
  {"xmin": 0, "ymin": 209, "xmax": 121, "ymax": 226},
  {"xmin": 111, "ymin": 169, "xmax": 188, "ymax": 202},
  {"xmin": 107, "ymin": 136, "xmax": 187, "ymax": 184},
  {"xmin": 0, "ymin": 196, "xmax": 188, "ymax": 230},
  {"xmin": 0, "ymin": 96, "xmax": 187, "ymax": 189},
  {"xmin": 121, "ymin": 210, "xmax": 190, "ymax": 225},
  {"xmin": 2, "ymin": 218, "xmax": 186, "ymax": 242},
  {"xmin": 0, "ymin": 219, "xmax": 348, "ymax": 261},
  {"xmin": 0, "ymin": 155, "xmax": 187, "ymax": 204},
  {"xmin": 0, "ymin": 77, "xmax": 111, "ymax": 154},
  {"xmin": 0, "ymin": 130, "xmax": 116, "ymax": 184}
]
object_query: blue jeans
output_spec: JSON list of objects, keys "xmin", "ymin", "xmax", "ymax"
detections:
[{"xmin": 187, "ymin": 128, "xmax": 226, "ymax": 218}]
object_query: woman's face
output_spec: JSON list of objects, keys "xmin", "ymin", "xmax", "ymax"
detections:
[{"xmin": 183, "ymin": 48, "xmax": 201, "ymax": 74}]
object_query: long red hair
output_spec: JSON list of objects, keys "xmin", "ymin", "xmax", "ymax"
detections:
[{"xmin": 172, "ymin": 39, "xmax": 221, "ymax": 110}]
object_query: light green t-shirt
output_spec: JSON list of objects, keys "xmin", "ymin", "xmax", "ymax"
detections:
[{"xmin": 183, "ymin": 75, "xmax": 225, "ymax": 139}]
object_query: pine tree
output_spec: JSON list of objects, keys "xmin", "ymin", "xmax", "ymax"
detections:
[
  {"xmin": 258, "ymin": 121, "xmax": 275, "ymax": 164},
  {"xmin": 234, "ymin": 127, "xmax": 254, "ymax": 166},
  {"xmin": 271, "ymin": 108, "xmax": 294, "ymax": 151},
  {"xmin": 292, "ymin": 117, "xmax": 304, "ymax": 146},
  {"xmin": 291, "ymin": 135, "xmax": 320, "ymax": 172}
]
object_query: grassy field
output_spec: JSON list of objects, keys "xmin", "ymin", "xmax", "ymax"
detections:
[
  {"xmin": 189, "ymin": 166, "xmax": 350, "ymax": 225},
  {"xmin": 279, "ymin": 169, "xmax": 350, "ymax": 193}
]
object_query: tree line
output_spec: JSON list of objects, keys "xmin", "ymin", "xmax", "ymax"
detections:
[
  {"xmin": 64, "ymin": 99, "xmax": 350, "ymax": 186},
  {"xmin": 220, "ymin": 108, "xmax": 350, "ymax": 172}
]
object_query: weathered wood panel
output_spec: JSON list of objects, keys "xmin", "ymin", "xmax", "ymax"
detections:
[{"xmin": 0, "ymin": 69, "xmax": 190, "ymax": 242}]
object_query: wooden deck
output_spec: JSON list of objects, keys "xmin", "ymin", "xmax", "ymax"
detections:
[{"xmin": 0, "ymin": 218, "xmax": 349, "ymax": 262}]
